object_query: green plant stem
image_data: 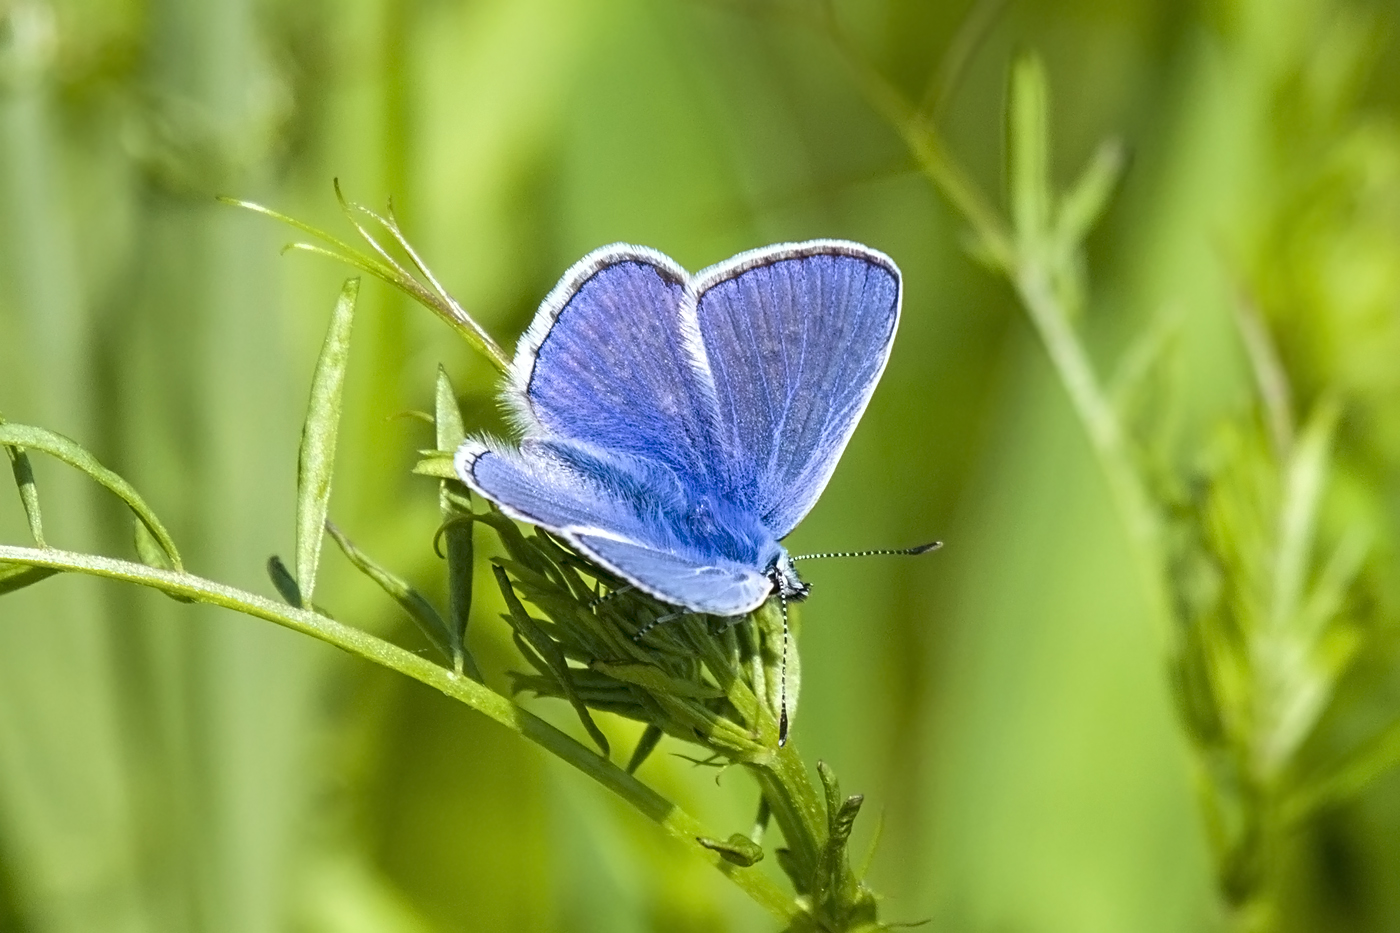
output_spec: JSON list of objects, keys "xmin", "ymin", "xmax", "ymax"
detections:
[
  {"xmin": 745, "ymin": 743, "xmax": 828, "ymax": 890},
  {"xmin": 1012, "ymin": 263, "xmax": 1174, "ymax": 649},
  {"xmin": 0, "ymin": 544, "xmax": 798, "ymax": 923},
  {"xmin": 821, "ymin": 10, "xmax": 1014, "ymax": 268},
  {"xmin": 824, "ymin": 20, "xmax": 1175, "ymax": 653}
]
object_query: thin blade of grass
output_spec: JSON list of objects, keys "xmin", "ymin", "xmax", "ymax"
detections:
[
  {"xmin": 1008, "ymin": 53, "xmax": 1051, "ymax": 248},
  {"xmin": 134, "ymin": 521, "xmax": 194, "ymax": 602},
  {"xmin": 1056, "ymin": 138, "xmax": 1126, "ymax": 248},
  {"xmin": 226, "ymin": 195, "xmax": 508, "ymax": 371},
  {"xmin": 494, "ymin": 564, "xmax": 610, "ymax": 757},
  {"xmin": 4, "ymin": 440, "xmax": 45, "ymax": 547},
  {"xmin": 435, "ymin": 366, "xmax": 480, "ymax": 680},
  {"xmin": 266, "ymin": 555, "xmax": 303, "ymax": 608},
  {"xmin": 1286, "ymin": 718, "xmax": 1400, "ymax": 823},
  {"xmin": 0, "ymin": 562, "xmax": 59, "ymax": 595},
  {"xmin": 296, "ymin": 278, "xmax": 359, "ymax": 605},
  {"xmin": 0, "ymin": 422, "xmax": 181, "ymax": 569},
  {"xmin": 1273, "ymin": 398, "xmax": 1340, "ymax": 633},
  {"xmin": 626, "ymin": 724, "xmax": 664, "ymax": 774},
  {"xmin": 326, "ymin": 521, "xmax": 454, "ymax": 662}
]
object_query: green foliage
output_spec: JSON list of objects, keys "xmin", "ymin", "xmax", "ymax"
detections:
[
  {"xmin": 296, "ymin": 277, "xmax": 359, "ymax": 606},
  {"xmin": 4, "ymin": 0, "xmax": 1400, "ymax": 931}
]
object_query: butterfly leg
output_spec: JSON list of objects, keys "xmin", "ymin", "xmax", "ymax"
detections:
[
  {"xmin": 632, "ymin": 609, "xmax": 692, "ymax": 642},
  {"xmin": 588, "ymin": 583, "xmax": 635, "ymax": 610}
]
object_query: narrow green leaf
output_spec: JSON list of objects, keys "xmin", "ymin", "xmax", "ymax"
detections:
[
  {"xmin": 135, "ymin": 521, "xmax": 195, "ymax": 602},
  {"xmin": 134, "ymin": 519, "xmax": 173, "ymax": 570},
  {"xmin": 1286, "ymin": 718, "xmax": 1400, "ymax": 823},
  {"xmin": 774, "ymin": 847, "xmax": 807, "ymax": 896},
  {"xmin": 814, "ymin": 760, "xmax": 866, "ymax": 913},
  {"xmin": 434, "ymin": 365, "xmax": 467, "ymax": 452},
  {"xmin": 494, "ymin": 564, "xmax": 610, "ymax": 757},
  {"xmin": 1056, "ymin": 137, "xmax": 1126, "ymax": 248},
  {"xmin": 224, "ymin": 192, "xmax": 511, "ymax": 372},
  {"xmin": 1234, "ymin": 294, "xmax": 1295, "ymax": 457},
  {"xmin": 626, "ymin": 724, "xmax": 665, "ymax": 774},
  {"xmin": 591, "ymin": 660, "xmax": 726, "ymax": 699},
  {"xmin": 857, "ymin": 807, "xmax": 885, "ymax": 879},
  {"xmin": 1273, "ymin": 398, "xmax": 1340, "ymax": 633},
  {"xmin": 435, "ymin": 366, "xmax": 480, "ymax": 680},
  {"xmin": 266, "ymin": 555, "xmax": 303, "ymax": 607},
  {"xmin": 4, "ymin": 442, "xmax": 45, "ymax": 547},
  {"xmin": 697, "ymin": 834, "xmax": 764, "ymax": 867},
  {"xmin": 0, "ymin": 422, "xmax": 181, "ymax": 569},
  {"xmin": 818, "ymin": 760, "xmax": 843, "ymax": 833},
  {"xmin": 1008, "ymin": 53, "xmax": 1051, "ymax": 246},
  {"xmin": 296, "ymin": 277, "xmax": 359, "ymax": 606},
  {"xmin": 412, "ymin": 454, "xmax": 457, "ymax": 478},
  {"xmin": 0, "ymin": 562, "xmax": 59, "ymax": 595},
  {"xmin": 326, "ymin": 521, "xmax": 454, "ymax": 663}
]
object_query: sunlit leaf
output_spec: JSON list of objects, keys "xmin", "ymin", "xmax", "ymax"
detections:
[
  {"xmin": 0, "ymin": 422, "xmax": 181, "ymax": 570},
  {"xmin": 296, "ymin": 277, "xmax": 359, "ymax": 606},
  {"xmin": 3, "ymin": 437, "xmax": 45, "ymax": 547},
  {"xmin": 1008, "ymin": 52, "xmax": 1051, "ymax": 248},
  {"xmin": 326, "ymin": 521, "xmax": 454, "ymax": 663}
]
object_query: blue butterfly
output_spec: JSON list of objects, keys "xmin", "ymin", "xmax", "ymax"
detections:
[
  {"xmin": 455, "ymin": 239, "xmax": 901, "ymax": 621},
  {"xmin": 456, "ymin": 238, "xmax": 901, "ymax": 631}
]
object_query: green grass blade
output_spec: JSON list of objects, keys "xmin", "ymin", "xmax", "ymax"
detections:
[
  {"xmin": 1008, "ymin": 52, "xmax": 1051, "ymax": 248},
  {"xmin": 1056, "ymin": 138, "xmax": 1126, "ymax": 248},
  {"xmin": 325, "ymin": 520, "xmax": 455, "ymax": 662},
  {"xmin": 434, "ymin": 365, "xmax": 467, "ymax": 452},
  {"xmin": 626, "ymin": 724, "xmax": 664, "ymax": 774},
  {"xmin": 494, "ymin": 564, "xmax": 611, "ymax": 757},
  {"xmin": 0, "ymin": 422, "xmax": 181, "ymax": 569},
  {"xmin": 296, "ymin": 278, "xmax": 359, "ymax": 606},
  {"xmin": 133, "ymin": 521, "xmax": 194, "ymax": 603},
  {"xmin": 4, "ymin": 441, "xmax": 45, "ymax": 547},
  {"xmin": 1273, "ymin": 398, "xmax": 1340, "ymax": 633},
  {"xmin": 225, "ymin": 194, "xmax": 510, "ymax": 372},
  {"xmin": 266, "ymin": 555, "xmax": 304, "ymax": 608},
  {"xmin": 435, "ymin": 366, "xmax": 480, "ymax": 680},
  {"xmin": 1286, "ymin": 718, "xmax": 1400, "ymax": 824},
  {"xmin": 0, "ymin": 562, "xmax": 59, "ymax": 595},
  {"xmin": 0, "ymin": 543, "xmax": 798, "ymax": 922}
]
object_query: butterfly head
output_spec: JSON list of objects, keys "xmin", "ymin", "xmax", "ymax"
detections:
[{"xmin": 768, "ymin": 552, "xmax": 810, "ymax": 603}]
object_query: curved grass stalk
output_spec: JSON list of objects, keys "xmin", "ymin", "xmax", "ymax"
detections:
[
  {"xmin": 817, "ymin": 11, "xmax": 1175, "ymax": 652},
  {"xmin": 0, "ymin": 543, "xmax": 799, "ymax": 924}
]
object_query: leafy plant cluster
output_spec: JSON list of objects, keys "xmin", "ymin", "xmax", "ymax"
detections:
[
  {"xmin": 1, "ymin": 191, "xmax": 893, "ymax": 932},
  {"xmin": 763, "ymin": 0, "xmax": 1400, "ymax": 929}
]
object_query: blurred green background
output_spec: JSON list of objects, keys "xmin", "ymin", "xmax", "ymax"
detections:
[{"xmin": 1, "ymin": 0, "xmax": 1399, "ymax": 930}]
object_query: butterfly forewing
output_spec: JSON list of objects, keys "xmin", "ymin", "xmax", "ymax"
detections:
[
  {"xmin": 459, "ymin": 240, "xmax": 901, "ymax": 616},
  {"xmin": 693, "ymin": 243, "xmax": 900, "ymax": 539},
  {"xmin": 508, "ymin": 246, "xmax": 721, "ymax": 485}
]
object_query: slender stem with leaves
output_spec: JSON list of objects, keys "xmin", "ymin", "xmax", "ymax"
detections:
[
  {"xmin": 788, "ymin": 4, "xmax": 1400, "ymax": 930},
  {"xmin": 2, "ymin": 187, "xmax": 896, "ymax": 932}
]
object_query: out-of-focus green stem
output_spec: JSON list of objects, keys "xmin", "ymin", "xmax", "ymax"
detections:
[
  {"xmin": 821, "ymin": 7, "xmax": 1014, "ymax": 269},
  {"xmin": 0, "ymin": 544, "xmax": 798, "ymax": 923},
  {"xmin": 824, "ymin": 17, "xmax": 1175, "ymax": 653},
  {"xmin": 1012, "ymin": 263, "xmax": 1174, "ymax": 649}
]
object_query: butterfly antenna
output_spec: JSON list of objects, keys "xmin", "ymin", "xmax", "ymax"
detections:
[
  {"xmin": 778, "ymin": 592, "xmax": 790, "ymax": 747},
  {"xmin": 788, "ymin": 540, "xmax": 942, "ymax": 562}
]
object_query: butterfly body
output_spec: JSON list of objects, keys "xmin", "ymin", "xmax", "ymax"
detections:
[{"xmin": 456, "ymin": 240, "xmax": 900, "ymax": 619}]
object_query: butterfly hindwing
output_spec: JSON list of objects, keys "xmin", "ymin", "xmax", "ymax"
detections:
[
  {"xmin": 460, "ymin": 239, "xmax": 901, "ymax": 615},
  {"xmin": 455, "ymin": 438, "xmax": 773, "ymax": 616},
  {"xmin": 693, "ymin": 242, "xmax": 901, "ymax": 539}
]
